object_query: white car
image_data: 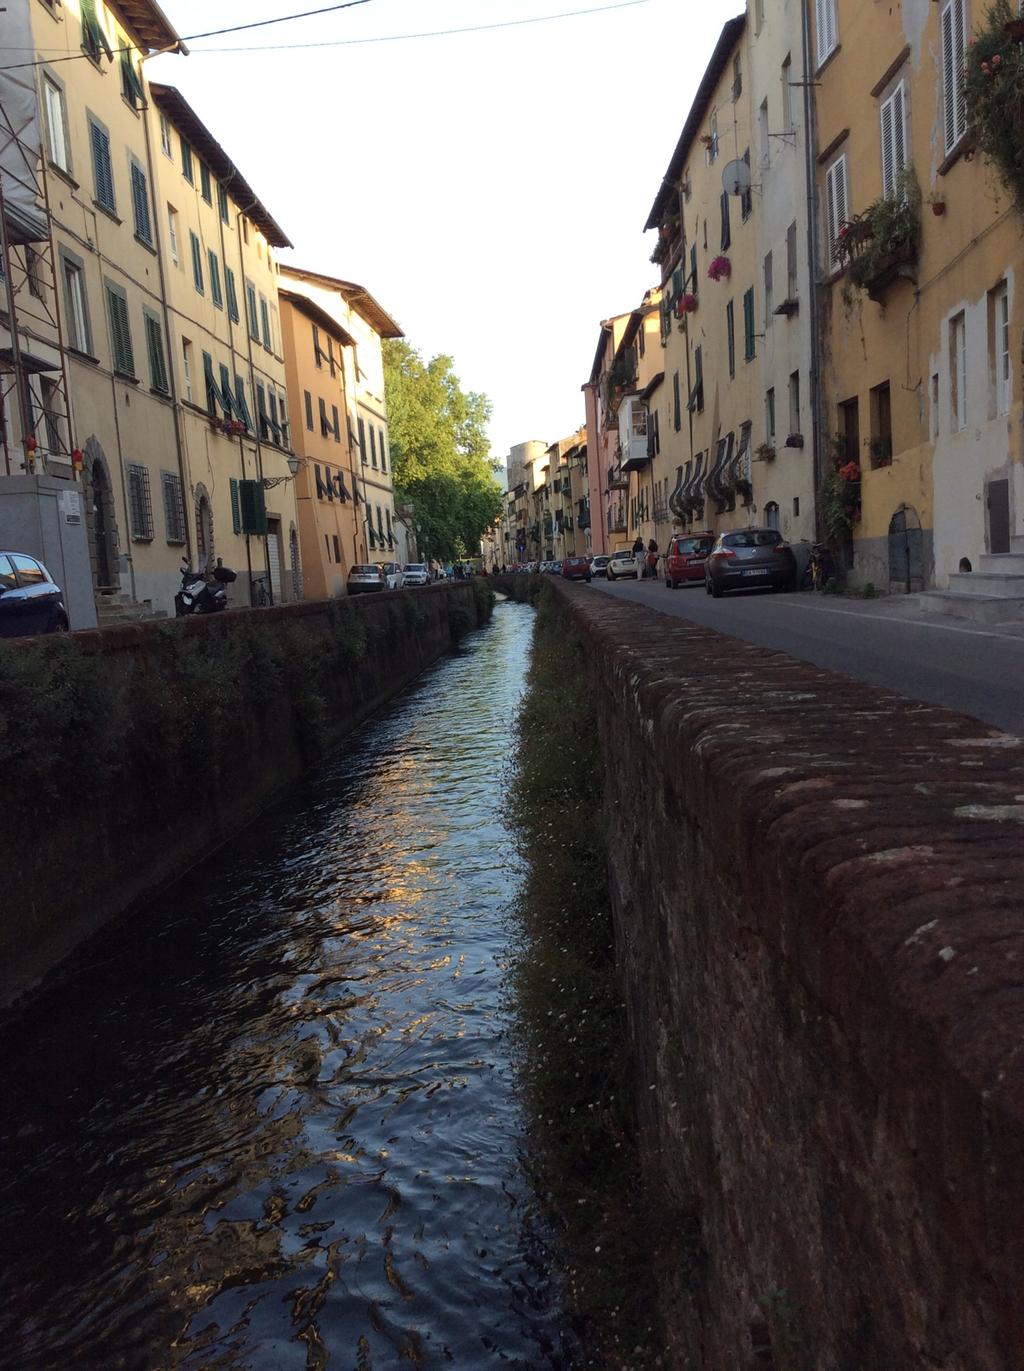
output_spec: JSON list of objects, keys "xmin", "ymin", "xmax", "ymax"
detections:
[
  {"xmin": 380, "ymin": 561, "xmax": 404, "ymax": 590},
  {"xmin": 590, "ymin": 555, "xmax": 610, "ymax": 578},
  {"xmin": 605, "ymin": 551, "xmax": 637, "ymax": 581},
  {"xmin": 403, "ymin": 563, "xmax": 430, "ymax": 587}
]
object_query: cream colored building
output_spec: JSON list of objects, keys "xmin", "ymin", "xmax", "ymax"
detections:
[
  {"xmin": 280, "ymin": 267, "xmax": 403, "ymax": 561},
  {"xmin": 148, "ymin": 84, "xmax": 299, "ymax": 607}
]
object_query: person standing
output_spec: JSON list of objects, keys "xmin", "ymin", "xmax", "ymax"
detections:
[
  {"xmin": 632, "ymin": 533, "xmax": 645, "ymax": 581},
  {"xmin": 647, "ymin": 538, "xmax": 659, "ymax": 581}
]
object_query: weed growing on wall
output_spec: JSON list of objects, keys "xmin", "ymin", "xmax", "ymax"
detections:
[{"xmin": 507, "ymin": 583, "xmax": 661, "ymax": 1368}]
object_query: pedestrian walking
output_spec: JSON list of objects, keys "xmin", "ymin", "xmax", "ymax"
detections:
[
  {"xmin": 632, "ymin": 534, "xmax": 645, "ymax": 581},
  {"xmin": 647, "ymin": 538, "xmax": 659, "ymax": 581}
]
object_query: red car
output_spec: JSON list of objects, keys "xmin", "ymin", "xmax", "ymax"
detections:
[
  {"xmin": 665, "ymin": 531, "xmax": 715, "ymax": 588},
  {"xmin": 561, "ymin": 556, "xmax": 592, "ymax": 582}
]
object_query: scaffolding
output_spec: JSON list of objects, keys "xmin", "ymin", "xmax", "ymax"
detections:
[{"xmin": 0, "ymin": 6, "xmax": 77, "ymax": 479}]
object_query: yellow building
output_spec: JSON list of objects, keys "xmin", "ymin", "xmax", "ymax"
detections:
[
  {"xmin": 280, "ymin": 290, "xmax": 363, "ymax": 597},
  {"xmin": 279, "ymin": 267, "xmax": 403, "ymax": 561},
  {"xmin": 813, "ymin": 0, "xmax": 1022, "ymax": 594},
  {"xmin": 17, "ymin": 0, "xmax": 188, "ymax": 617},
  {"xmin": 583, "ymin": 313, "xmax": 633, "ymax": 553},
  {"xmin": 148, "ymin": 84, "xmax": 299, "ymax": 608}
]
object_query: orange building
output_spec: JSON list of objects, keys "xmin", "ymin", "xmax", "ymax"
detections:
[{"xmin": 280, "ymin": 291, "xmax": 363, "ymax": 598}]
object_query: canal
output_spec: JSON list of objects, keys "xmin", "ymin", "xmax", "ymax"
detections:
[{"xmin": 0, "ymin": 601, "xmax": 578, "ymax": 1370}]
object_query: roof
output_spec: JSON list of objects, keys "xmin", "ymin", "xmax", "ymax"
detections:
[
  {"xmin": 147, "ymin": 85, "xmax": 290, "ymax": 247},
  {"xmin": 279, "ymin": 266, "xmax": 404, "ymax": 339},
  {"xmin": 279, "ymin": 289, "xmax": 356, "ymax": 348},
  {"xmin": 644, "ymin": 13, "xmax": 746, "ymax": 232},
  {"xmin": 112, "ymin": 0, "xmax": 185, "ymax": 52}
]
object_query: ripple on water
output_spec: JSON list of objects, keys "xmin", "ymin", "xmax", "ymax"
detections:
[{"xmin": 0, "ymin": 603, "xmax": 577, "ymax": 1370}]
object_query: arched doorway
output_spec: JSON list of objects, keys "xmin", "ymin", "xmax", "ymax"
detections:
[
  {"xmin": 764, "ymin": 500, "xmax": 780, "ymax": 531},
  {"xmin": 83, "ymin": 439, "xmax": 118, "ymax": 591},
  {"xmin": 194, "ymin": 484, "xmax": 213, "ymax": 572},
  {"xmin": 888, "ymin": 505, "xmax": 924, "ymax": 593}
]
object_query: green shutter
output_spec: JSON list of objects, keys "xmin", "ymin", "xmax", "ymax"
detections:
[
  {"xmin": 234, "ymin": 375, "xmax": 252, "ymax": 431},
  {"xmin": 726, "ymin": 300, "xmax": 735, "ymax": 377},
  {"xmin": 81, "ymin": 0, "xmax": 113, "ymax": 60},
  {"xmin": 246, "ymin": 282, "xmax": 259, "ymax": 340},
  {"xmin": 743, "ymin": 288, "xmax": 755, "ymax": 360},
  {"xmin": 90, "ymin": 121, "xmax": 114, "ymax": 211},
  {"xmin": 145, "ymin": 311, "xmax": 168, "ymax": 392},
  {"xmin": 230, "ymin": 477, "xmax": 241, "ymax": 534},
  {"xmin": 225, "ymin": 268, "xmax": 239, "ymax": 323},
  {"xmin": 238, "ymin": 479, "xmax": 267, "ymax": 535},
  {"xmin": 130, "ymin": 162, "xmax": 151, "ymax": 242},
  {"xmin": 120, "ymin": 51, "xmax": 145, "ymax": 108},
  {"xmin": 202, "ymin": 351, "xmax": 217, "ymax": 414},
  {"xmin": 218, "ymin": 363, "xmax": 234, "ymax": 417},
  {"xmin": 208, "ymin": 251, "xmax": 223, "ymax": 308},
  {"xmin": 190, "ymin": 233, "xmax": 203, "ymax": 294},
  {"xmin": 107, "ymin": 286, "xmax": 134, "ymax": 376}
]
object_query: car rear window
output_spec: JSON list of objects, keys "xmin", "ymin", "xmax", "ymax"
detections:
[
  {"xmin": 0, "ymin": 555, "xmax": 17, "ymax": 591},
  {"xmin": 723, "ymin": 531, "xmax": 782, "ymax": 549},
  {"xmin": 351, "ymin": 565, "xmax": 380, "ymax": 575},
  {"xmin": 674, "ymin": 537, "xmax": 713, "ymax": 554},
  {"xmin": 405, "ymin": 564, "xmax": 426, "ymax": 572}
]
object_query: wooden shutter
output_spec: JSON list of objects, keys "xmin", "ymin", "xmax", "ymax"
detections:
[
  {"xmin": 145, "ymin": 312, "xmax": 168, "ymax": 392},
  {"xmin": 720, "ymin": 191, "xmax": 731, "ymax": 250},
  {"xmin": 130, "ymin": 163, "xmax": 150, "ymax": 242},
  {"xmin": 202, "ymin": 351, "xmax": 217, "ymax": 414},
  {"xmin": 238, "ymin": 479, "xmax": 267, "ymax": 535},
  {"xmin": 190, "ymin": 233, "xmax": 203, "ymax": 293},
  {"xmin": 825, "ymin": 155, "xmax": 848, "ymax": 269},
  {"xmin": 225, "ymin": 267, "xmax": 239, "ymax": 322},
  {"xmin": 234, "ymin": 376, "xmax": 252, "ymax": 431},
  {"xmin": 815, "ymin": 0, "xmax": 836, "ymax": 64},
  {"xmin": 304, "ymin": 390, "xmax": 313, "ymax": 431},
  {"xmin": 230, "ymin": 477, "xmax": 241, "ymax": 534},
  {"xmin": 726, "ymin": 300, "xmax": 736, "ymax": 377},
  {"xmin": 90, "ymin": 122, "xmax": 114, "ymax": 210},
  {"xmin": 880, "ymin": 81, "xmax": 906, "ymax": 198},
  {"xmin": 208, "ymin": 251, "xmax": 222, "ymax": 308},
  {"xmin": 107, "ymin": 287, "xmax": 133, "ymax": 375},
  {"xmin": 941, "ymin": 0, "xmax": 967, "ymax": 154},
  {"xmin": 246, "ymin": 282, "xmax": 259, "ymax": 340},
  {"xmin": 743, "ymin": 288, "xmax": 755, "ymax": 360}
]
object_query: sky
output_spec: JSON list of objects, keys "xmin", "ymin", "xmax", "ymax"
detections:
[{"xmin": 148, "ymin": 0, "xmax": 743, "ymax": 464}]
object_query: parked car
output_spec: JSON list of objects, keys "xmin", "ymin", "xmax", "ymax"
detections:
[
  {"xmin": 665, "ymin": 531, "xmax": 716, "ymax": 588},
  {"xmin": 704, "ymin": 527, "xmax": 797, "ymax": 597},
  {"xmin": 347, "ymin": 564, "xmax": 385, "ymax": 595},
  {"xmin": 590, "ymin": 554, "xmax": 611, "ymax": 578},
  {"xmin": 380, "ymin": 562, "xmax": 404, "ymax": 590},
  {"xmin": 605, "ymin": 551, "xmax": 637, "ymax": 581},
  {"xmin": 0, "ymin": 552, "xmax": 69, "ymax": 636},
  {"xmin": 561, "ymin": 555, "xmax": 592, "ymax": 582},
  {"xmin": 403, "ymin": 563, "xmax": 430, "ymax": 587}
]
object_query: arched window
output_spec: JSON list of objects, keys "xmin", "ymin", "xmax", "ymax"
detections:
[
  {"xmin": 764, "ymin": 500, "xmax": 780, "ymax": 531},
  {"xmin": 194, "ymin": 483, "xmax": 213, "ymax": 570}
]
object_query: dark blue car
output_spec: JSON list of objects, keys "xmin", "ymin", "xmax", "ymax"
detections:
[{"xmin": 0, "ymin": 552, "xmax": 69, "ymax": 636}]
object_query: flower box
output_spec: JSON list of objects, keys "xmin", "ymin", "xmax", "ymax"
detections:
[
  {"xmin": 708, "ymin": 255, "xmax": 731, "ymax": 282},
  {"xmin": 784, "ymin": 433, "xmax": 804, "ymax": 449}
]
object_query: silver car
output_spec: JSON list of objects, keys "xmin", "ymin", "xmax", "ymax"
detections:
[
  {"xmin": 347, "ymin": 563, "xmax": 385, "ymax": 595},
  {"xmin": 403, "ymin": 563, "xmax": 430, "ymax": 587}
]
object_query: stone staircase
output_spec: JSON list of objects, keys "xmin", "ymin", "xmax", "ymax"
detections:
[
  {"xmin": 95, "ymin": 591, "xmax": 168, "ymax": 627},
  {"xmin": 917, "ymin": 536, "xmax": 1024, "ymax": 624}
]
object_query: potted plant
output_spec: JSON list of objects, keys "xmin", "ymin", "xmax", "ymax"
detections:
[
  {"xmin": 784, "ymin": 432, "xmax": 804, "ymax": 448},
  {"xmin": 838, "ymin": 168, "xmax": 921, "ymax": 299},
  {"xmin": 928, "ymin": 194, "xmax": 947, "ymax": 216},
  {"xmin": 755, "ymin": 441, "xmax": 776, "ymax": 462},
  {"xmin": 965, "ymin": 1, "xmax": 1024, "ymax": 213},
  {"xmin": 708, "ymin": 255, "xmax": 731, "ymax": 282},
  {"xmin": 676, "ymin": 292, "xmax": 698, "ymax": 315}
]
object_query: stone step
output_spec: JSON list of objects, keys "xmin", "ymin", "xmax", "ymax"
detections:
[
  {"xmin": 978, "ymin": 553, "xmax": 1024, "ymax": 575},
  {"xmin": 1010, "ymin": 535, "xmax": 1024, "ymax": 555},
  {"xmin": 916, "ymin": 590, "xmax": 1024, "ymax": 624},
  {"xmin": 946, "ymin": 571, "xmax": 1024, "ymax": 597}
]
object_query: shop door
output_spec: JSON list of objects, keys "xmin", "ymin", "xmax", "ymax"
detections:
[{"xmin": 987, "ymin": 479, "xmax": 1010, "ymax": 554}]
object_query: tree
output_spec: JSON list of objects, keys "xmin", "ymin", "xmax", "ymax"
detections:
[{"xmin": 383, "ymin": 340, "xmax": 502, "ymax": 561}]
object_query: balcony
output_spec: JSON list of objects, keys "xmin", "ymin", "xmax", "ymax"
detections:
[
  {"xmin": 607, "ymin": 464, "xmax": 629, "ymax": 491},
  {"xmin": 607, "ymin": 506, "xmax": 627, "ymax": 534}
]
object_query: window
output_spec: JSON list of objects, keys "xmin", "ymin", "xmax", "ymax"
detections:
[
  {"xmin": 333, "ymin": 534, "xmax": 341, "ymax": 562},
  {"xmin": 726, "ymin": 299, "xmax": 736, "ymax": 378},
  {"xmin": 105, "ymin": 282, "xmax": 134, "ymax": 376},
  {"xmin": 720, "ymin": 190, "xmax": 731, "ymax": 250},
  {"xmin": 161, "ymin": 471, "xmax": 186, "ymax": 544},
  {"xmin": 180, "ymin": 135, "xmax": 193, "ymax": 184},
  {"xmin": 707, "ymin": 111, "xmax": 719, "ymax": 163},
  {"xmin": 815, "ymin": 0, "xmax": 838, "ymax": 66},
  {"xmin": 764, "ymin": 251, "xmax": 773, "ymax": 321},
  {"xmin": 234, "ymin": 375, "xmax": 252, "ymax": 431},
  {"xmin": 245, "ymin": 281, "xmax": 259, "ymax": 341},
  {"xmin": 743, "ymin": 288, "xmax": 756, "ymax": 361},
  {"xmin": 217, "ymin": 184, "xmax": 229, "ymax": 225},
  {"xmin": 220, "ymin": 364, "xmax": 233, "ymax": 421},
  {"xmin": 224, "ymin": 266, "xmax": 239, "ymax": 323},
  {"xmin": 279, "ymin": 394, "xmax": 289, "ymax": 446},
  {"xmin": 126, "ymin": 463, "xmax": 153, "ymax": 540},
  {"xmin": 838, "ymin": 396, "xmax": 859, "ymax": 463},
  {"xmin": 189, "ymin": 232, "xmax": 203, "ymax": 295},
  {"xmin": 358, "ymin": 415, "xmax": 367, "ymax": 463},
  {"xmin": 313, "ymin": 324, "xmax": 323, "ymax": 369},
  {"xmin": 144, "ymin": 308, "xmax": 168, "ymax": 393},
  {"xmin": 159, "ymin": 113, "xmax": 172, "ymax": 158},
  {"xmin": 130, "ymin": 160, "xmax": 151, "ymax": 244},
  {"xmin": 120, "ymin": 50, "xmax": 144, "ymax": 111},
  {"xmin": 786, "ymin": 221, "xmax": 799, "ymax": 300},
  {"xmin": 331, "ymin": 404, "xmax": 341, "ymax": 441},
  {"xmin": 199, "ymin": 161, "xmax": 212, "ymax": 204},
  {"xmin": 88, "ymin": 116, "xmax": 115, "ymax": 213},
  {"xmin": 319, "ymin": 396, "xmax": 331, "ymax": 437},
  {"xmin": 689, "ymin": 347, "xmax": 704, "ymax": 414},
  {"xmin": 991, "ymin": 282, "xmax": 1010, "ymax": 417},
  {"xmin": 764, "ymin": 501, "xmax": 779, "ymax": 531},
  {"xmin": 759, "ymin": 99, "xmax": 770, "ymax": 169},
  {"xmin": 202, "ymin": 351, "xmax": 217, "ymax": 416},
  {"xmin": 949, "ymin": 311, "xmax": 967, "ymax": 431},
  {"xmin": 788, "ymin": 370, "xmax": 801, "ymax": 434},
  {"xmin": 870, "ymin": 381, "xmax": 893, "ymax": 464},
  {"xmin": 793, "ymin": 496, "xmax": 800, "ymax": 517},
  {"xmin": 930, "ymin": 372, "xmax": 940, "ymax": 438},
  {"xmin": 43, "ymin": 76, "xmax": 71, "ymax": 173},
  {"xmin": 181, "ymin": 338, "xmax": 194, "ymax": 403},
  {"xmin": 781, "ymin": 55, "xmax": 793, "ymax": 130},
  {"xmin": 740, "ymin": 150, "xmax": 753, "ymax": 221},
  {"xmin": 941, "ymin": 0, "xmax": 968, "ymax": 155},
  {"xmin": 259, "ymin": 294, "xmax": 271, "ymax": 350},
  {"xmin": 765, "ymin": 387, "xmax": 776, "ymax": 443},
  {"xmin": 732, "ymin": 54, "xmax": 742, "ymax": 102},
  {"xmin": 208, "ymin": 250, "xmax": 223, "ymax": 309},
  {"xmin": 379, "ymin": 429, "xmax": 388, "ymax": 472},
  {"xmin": 370, "ymin": 426, "xmax": 377, "ymax": 467},
  {"xmin": 673, "ymin": 371, "xmax": 681, "ymax": 431},
  {"xmin": 304, "ymin": 390, "xmax": 314, "ymax": 431},
  {"xmin": 167, "ymin": 204, "xmax": 179, "ymax": 265},
  {"xmin": 880, "ymin": 80, "xmax": 908, "ymax": 198},
  {"xmin": 824, "ymin": 155, "xmax": 849, "ymax": 271},
  {"xmin": 80, "ymin": 0, "xmax": 112, "ymax": 62},
  {"xmin": 61, "ymin": 251, "xmax": 90, "ymax": 353}
]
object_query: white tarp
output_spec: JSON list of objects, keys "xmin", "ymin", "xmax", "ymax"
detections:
[{"xmin": 0, "ymin": 0, "xmax": 48, "ymax": 242}]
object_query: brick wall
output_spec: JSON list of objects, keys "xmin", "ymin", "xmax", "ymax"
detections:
[{"xmin": 551, "ymin": 579, "xmax": 1024, "ymax": 1369}]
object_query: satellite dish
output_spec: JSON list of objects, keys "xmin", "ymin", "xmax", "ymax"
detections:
[{"xmin": 722, "ymin": 158, "xmax": 751, "ymax": 197}]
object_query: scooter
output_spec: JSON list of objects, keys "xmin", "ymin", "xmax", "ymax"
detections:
[{"xmin": 174, "ymin": 559, "xmax": 236, "ymax": 616}]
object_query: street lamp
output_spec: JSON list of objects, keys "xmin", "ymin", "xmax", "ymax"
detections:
[{"xmin": 261, "ymin": 452, "xmax": 303, "ymax": 489}]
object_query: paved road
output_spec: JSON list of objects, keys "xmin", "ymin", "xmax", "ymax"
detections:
[{"xmin": 588, "ymin": 574, "xmax": 1024, "ymax": 735}]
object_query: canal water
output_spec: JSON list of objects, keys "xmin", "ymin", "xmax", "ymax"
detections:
[{"xmin": 0, "ymin": 602, "xmax": 576, "ymax": 1370}]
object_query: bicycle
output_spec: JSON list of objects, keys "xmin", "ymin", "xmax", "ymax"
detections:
[
  {"xmin": 801, "ymin": 543, "xmax": 835, "ymax": 591},
  {"xmin": 252, "ymin": 574, "xmax": 271, "ymax": 607}
]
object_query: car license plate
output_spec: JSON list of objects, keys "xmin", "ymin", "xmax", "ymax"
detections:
[{"xmin": 742, "ymin": 568, "xmax": 769, "ymax": 576}]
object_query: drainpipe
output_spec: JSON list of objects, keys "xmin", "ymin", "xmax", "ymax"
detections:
[{"xmin": 801, "ymin": 0, "xmax": 825, "ymax": 539}]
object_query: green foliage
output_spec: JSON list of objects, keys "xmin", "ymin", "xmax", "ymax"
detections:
[
  {"xmin": 839, "ymin": 168, "xmax": 920, "ymax": 292},
  {"xmin": 965, "ymin": 0, "xmax": 1024, "ymax": 212},
  {"xmin": 383, "ymin": 340, "xmax": 502, "ymax": 561},
  {"xmin": 507, "ymin": 586, "xmax": 661, "ymax": 1367},
  {"xmin": 820, "ymin": 466, "xmax": 861, "ymax": 541}
]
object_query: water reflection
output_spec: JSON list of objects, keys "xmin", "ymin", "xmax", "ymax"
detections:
[{"xmin": 0, "ymin": 603, "xmax": 575, "ymax": 1370}]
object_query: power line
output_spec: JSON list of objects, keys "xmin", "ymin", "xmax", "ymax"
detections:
[
  {"xmin": 192, "ymin": 0, "xmax": 651, "ymax": 52},
  {"xmin": 0, "ymin": 0, "xmax": 374, "ymax": 72}
]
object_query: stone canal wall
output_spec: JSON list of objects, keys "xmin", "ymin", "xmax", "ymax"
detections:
[
  {"xmin": 0, "ymin": 582, "xmax": 491, "ymax": 1004},
  {"xmin": 547, "ymin": 579, "xmax": 1024, "ymax": 1370}
]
